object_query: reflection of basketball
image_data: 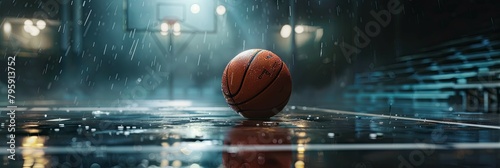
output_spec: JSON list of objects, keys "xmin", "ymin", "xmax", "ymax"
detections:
[
  {"xmin": 222, "ymin": 49, "xmax": 292, "ymax": 118},
  {"xmin": 223, "ymin": 125, "xmax": 292, "ymax": 168}
]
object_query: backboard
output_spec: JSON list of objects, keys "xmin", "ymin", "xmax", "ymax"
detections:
[{"xmin": 126, "ymin": 0, "xmax": 216, "ymax": 33}]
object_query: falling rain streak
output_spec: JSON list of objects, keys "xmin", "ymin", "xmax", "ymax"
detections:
[
  {"xmin": 84, "ymin": 9, "xmax": 92, "ymax": 26},
  {"xmin": 0, "ymin": 0, "xmax": 498, "ymax": 167}
]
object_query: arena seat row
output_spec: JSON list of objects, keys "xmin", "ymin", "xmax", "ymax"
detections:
[{"xmin": 345, "ymin": 32, "xmax": 500, "ymax": 113}]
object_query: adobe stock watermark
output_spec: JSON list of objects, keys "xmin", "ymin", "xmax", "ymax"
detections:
[
  {"xmin": 339, "ymin": 0, "xmax": 404, "ymax": 63},
  {"xmin": 3, "ymin": 0, "xmax": 70, "ymax": 165},
  {"xmin": 397, "ymin": 126, "xmax": 448, "ymax": 168},
  {"xmin": 6, "ymin": 55, "xmax": 17, "ymax": 161}
]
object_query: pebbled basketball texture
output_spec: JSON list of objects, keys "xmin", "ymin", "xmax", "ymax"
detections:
[{"xmin": 221, "ymin": 49, "xmax": 292, "ymax": 118}]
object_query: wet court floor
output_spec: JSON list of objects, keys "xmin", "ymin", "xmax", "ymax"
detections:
[{"xmin": 1, "ymin": 100, "xmax": 500, "ymax": 168}]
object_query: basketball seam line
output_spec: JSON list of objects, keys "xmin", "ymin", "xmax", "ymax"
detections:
[
  {"xmin": 223, "ymin": 60, "xmax": 239, "ymax": 111},
  {"xmin": 225, "ymin": 49, "xmax": 263, "ymax": 97},
  {"xmin": 228, "ymin": 62, "xmax": 284, "ymax": 106},
  {"xmin": 237, "ymin": 95, "xmax": 290, "ymax": 113},
  {"xmin": 223, "ymin": 60, "xmax": 233, "ymax": 97}
]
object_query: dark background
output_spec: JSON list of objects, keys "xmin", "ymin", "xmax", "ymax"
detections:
[{"xmin": 0, "ymin": 0, "xmax": 499, "ymax": 102}]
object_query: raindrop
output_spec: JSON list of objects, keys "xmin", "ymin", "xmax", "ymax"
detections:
[
  {"xmin": 320, "ymin": 43, "xmax": 323, "ymax": 57},
  {"xmin": 257, "ymin": 154, "xmax": 266, "ymax": 165},
  {"xmin": 197, "ymin": 54, "xmax": 201, "ymax": 66},
  {"xmin": 84, "ymin": 10, "xmax": 92, "ymax": 26},
  {"xmin": 90, "ymin": 163, "xmax": 101, "ymax": 168},
  {"xmin": 203, "ymin": 32, "xmax": 207, "ymax": 43},
  {"xmin": 103, "ymin": 44, "xmax": 107, "ymax": 55}
]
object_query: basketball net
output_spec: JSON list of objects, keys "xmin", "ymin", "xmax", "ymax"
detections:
[
  {"xmin": 165, "ymin": 19, "xmax": 177, "ymax": 25},
  {"xmin": 162, "ymin": 16, "xmax": 179, "ymax": 25}
]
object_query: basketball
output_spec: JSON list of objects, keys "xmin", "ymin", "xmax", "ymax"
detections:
[{"xmin": 221, "ymin": 49, "xmax": 292, "ymax": 118}]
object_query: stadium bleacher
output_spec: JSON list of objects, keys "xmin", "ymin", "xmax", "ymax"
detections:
[{"xmin": 345, "ymin": 32, "xmax": 500, "ymax": 113}]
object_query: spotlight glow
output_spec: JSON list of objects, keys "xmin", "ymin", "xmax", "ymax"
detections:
[
  {"xmin": 173, "ymin": 22, "xmax": 181, "ymax": 32},
  {"xmin": 24, "ymin": 20, "xmax": 33, "ymax": 26},
  {"xmin": 161, "ymin": 22, "xmax": 169, "ymax": 32},
  {"xmin": 172, "ymin": 23, "xmax": 181, "ymax": 36},
  {"xmin": 24, "ymin": 24, "xmax": 35, "ymax": 33},
  {"xmin": 3, "ymin": 22, "xmax": 12, "ymax": 33},
  {"xmin": 280, "ymin": 24, "xmax": 292, "ymax": 38},
  {"xmin": 36, "ymin": 20, "xmax": 46, "ymax": 30},
  {"xmin": 295, "ymin": 25, "xmax": 304, "ymax": 34},
  {"xmin": 29, "ymin": 27, "xmax": 40, "ymax": 36},
  {"xmin": 190, "ymin": 4, "xmax": 200, "ymax": 14},
  {"xmin": 216, "ymin": 5, "xmax": 226, "ymax": 15},
  {"xmin": 24, "ymin": 19, "xmax": 41, "ymax": 36}
]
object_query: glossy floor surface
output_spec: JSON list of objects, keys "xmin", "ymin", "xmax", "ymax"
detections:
[{"xmin": 1, "ymin": 100, "xmax": 499, "ymax": 168}]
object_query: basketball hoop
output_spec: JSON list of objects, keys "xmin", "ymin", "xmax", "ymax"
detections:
[
  {"xmin": 162, "ymin": 17, "xmax": 179, "ymax": 25},
  {"xmin": 126, "ymin": 1, "xmax": 215, "ymax": 32},
  {"xmin": 168, "ymin": 20, "xmax": 178, "ymax": 25}
]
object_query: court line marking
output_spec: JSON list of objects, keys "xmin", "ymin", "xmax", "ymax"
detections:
[
  {"xmin": 0, "ymin": 143, "xmax": 499, "ymax": 154},
  {"xmin": 0, "ymin": 107, "xmax": 230, "ymax": 111},
  {"xmin": 307, "ymin": 106, "xmax": 500, "ymax": 130},
  {"xmin": 1, "ymin": 106, "xmax": 498, "ymax": 129}
]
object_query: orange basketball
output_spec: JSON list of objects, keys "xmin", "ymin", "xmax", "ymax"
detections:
[{"xmin": 221, "ymin": 49, "xmax": 292, "ymax": 118}]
